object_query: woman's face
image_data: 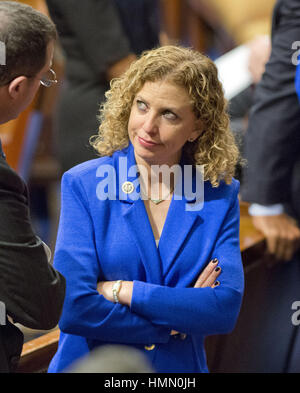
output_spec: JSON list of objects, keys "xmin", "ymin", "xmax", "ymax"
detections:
[{"xmin": 128, "ymin": 80, "xmax": 201, "ymax": 168}]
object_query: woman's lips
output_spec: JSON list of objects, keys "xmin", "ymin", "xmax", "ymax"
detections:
[{"xmin": 138, "ymin": 136, "xmax": 159, "ymax": 148}]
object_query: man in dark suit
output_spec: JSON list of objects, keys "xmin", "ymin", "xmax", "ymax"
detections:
[
  {"xmin": 241, "ymin": 0, "xmax": 300, "ymax": 372},
  {"xmin": 242, "ymin": 0, "xmax": 300, "ymax": 261},
  {"xmin": 0, "ymin": 1, "xmax": 65, "ymax": 373}
]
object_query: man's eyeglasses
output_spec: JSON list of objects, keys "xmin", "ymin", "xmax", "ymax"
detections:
[
  {"xmin": 40, "ymin": 68, "xmax": 58, "ymax": 87},
  {"xmin": 2, "ymin": 68, "xmax": 58, "ymax": 87}
]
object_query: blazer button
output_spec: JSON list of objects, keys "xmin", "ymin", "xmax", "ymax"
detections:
[{"xmin": 144, "ymin": 344, "xmax": 155, "ymax": 351}]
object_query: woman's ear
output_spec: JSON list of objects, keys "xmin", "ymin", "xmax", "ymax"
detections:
[
  {"xmin": 195, "ymin": 119, "xmax": 204, "ymax": 135},
  {"xmin": 189, "ymin": 119, "xmax": 204, "ymax": 142},
  {"xmin": 7, "ymin": 76, "xmax": 28, "ymax": 99}
]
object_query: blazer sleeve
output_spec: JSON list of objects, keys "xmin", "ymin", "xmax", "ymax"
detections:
[
  {"xmin": 241, "ymin": 0, "xmax": 300, "ymax": 205},
  {"xmin": 55, "ymin": 172, "xmax": 170, "ymax": 344},
  {"xmin": 46, "ymin": 0, "xmax": 132, "ymax": 76},
  {"xmin": 0, "ymin": 160, "xmax": 65, "ymax": 330},
  {"xmin": 131, "ymin": 187, "xmax": 244, "ymax": 336}
]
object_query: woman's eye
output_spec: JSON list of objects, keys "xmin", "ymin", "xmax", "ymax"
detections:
[
  {"xmin": 163, "ymin": 111, "xmax": 177, "ymax": 120},
  {"xmin": 137, "ymin": 100, "xmax": 147, "ymax": 111}
]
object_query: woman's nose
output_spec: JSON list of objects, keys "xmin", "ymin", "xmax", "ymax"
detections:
[{"xmin": 142, "ymin": 112, "xmax": 158, "ymax": 134}]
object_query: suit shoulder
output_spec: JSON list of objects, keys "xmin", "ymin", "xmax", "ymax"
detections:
[
  {"xmin": 0, "ymin": 157, "xmax": 26, "ymax": 194},
  {"xmin": 64, "ymin": 156, "xmax": 114, "ymax": 179},
  {"xmin": 63, "ymin": 147, "xmax": 129, "ymax": 181},
  {"xmin": 203, "ymin": 178, "xmax": 240, "ymax": 210},
  {"xmin": 225, "ymin": 178, "xmax": 240, "ymax": 196},
  {"xmin": 205, "ymin": 178, "xmax": 239, "ymax": 197}
]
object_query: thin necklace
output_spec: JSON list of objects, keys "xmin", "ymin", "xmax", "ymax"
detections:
[{"xmin": 140, "ymin": 186, "xmax": 174, "ymax": 205}]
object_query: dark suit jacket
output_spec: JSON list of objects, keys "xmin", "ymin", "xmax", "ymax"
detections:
[
  {"xmin": 241, "ymin": 0, "xmax": 300, "ymax": 220},
  {"xmin": 46, "ymin": 0, "xmax": 159, "ymax": 172},
  {"xmin": 0, "ymin": 140, "xmax": 65, "ymax": 373}
]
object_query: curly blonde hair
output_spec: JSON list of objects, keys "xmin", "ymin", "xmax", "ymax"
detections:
[{"xmin": 90, "ymin": 45, "xmax": 240, "ymax": 187}]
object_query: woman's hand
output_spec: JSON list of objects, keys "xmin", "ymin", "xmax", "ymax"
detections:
[
  {"xmin": 97, "ymin": 281, "xmax": 114, "ymax": 302},
  {"xmin": 97, "ymin": 280, "xmax": 133, "ymax": 306},
  {"xmin": 194, "ymin": 258, "xmax": 221, "ymax": 288}
]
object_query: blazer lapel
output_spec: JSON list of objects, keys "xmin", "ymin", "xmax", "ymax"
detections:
[
  {"xmin": 158, "ymin": 196, "xmax": 200, "ymax": 277},
  {"xmin": 122, "ymin": 200, "xmax": 163, "ymax": 285},
  {"xmin": 158, "ymin": 163, "xmax": 204, "ymax": 277},
  {"xmin": 116, "ymin": 144, "xmax": 204, "ymax": 283},
  {"xmin": 116, "ymin": 143, "xmax": 163, "ymax": 285}
]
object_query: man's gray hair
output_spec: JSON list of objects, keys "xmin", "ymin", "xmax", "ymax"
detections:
[{"xmin": 0, "ymin": 1, "xmax": 57, "ymax": 86}]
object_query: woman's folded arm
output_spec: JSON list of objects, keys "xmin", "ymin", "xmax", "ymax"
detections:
[{"xmin": 130, "ymin": 194, "xmax": 244, "ymax": 336}]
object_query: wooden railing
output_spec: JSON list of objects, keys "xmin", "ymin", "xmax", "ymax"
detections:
[
  {"xmin": 17, "ymin": 329, "xmax": 60, "ymax": 373},
  {"xmin": 17, "ymin": 201, "xmax": 266, "ymax": 373}
]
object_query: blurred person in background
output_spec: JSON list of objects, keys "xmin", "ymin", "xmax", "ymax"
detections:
[
  {"xmin": 67, "ymin": 345, "xmax": 154, "ymax": 373},
  {"xmin": 46, "ymin": 0, "xmax": 160, "ymax": 173},
  {"xmin": 241, "ymin": 0, "xmax": 300, "ymax": 373},
  {"xmin": 242, "ymin": 0, "xmax": 300, "ymax": 263}
]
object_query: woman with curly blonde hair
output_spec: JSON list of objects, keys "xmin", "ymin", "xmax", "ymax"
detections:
[
  {"xmin": 91, "ymin": 45, "xmax": 239, "ymax": 187},
  {"xmin": 49, "ymin": 45, "xmax": 244, "ymax": 373}
]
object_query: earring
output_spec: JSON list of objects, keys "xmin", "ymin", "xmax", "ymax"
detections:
[{"xmin": 188, "ymin": 137, "xmax": 194, "ymax": 142}]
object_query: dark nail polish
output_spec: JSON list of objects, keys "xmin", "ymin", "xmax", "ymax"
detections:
[
  {"xmin": 214, "ymin": 281, "xmax": 220, "ymax": 286},
  {"xmin": 212, "ymin": 258, "xmax": 218, "ymax": 263},
  {"xmin": 215, "ymin": 266, "xmax": 221, "ymax": 272}
]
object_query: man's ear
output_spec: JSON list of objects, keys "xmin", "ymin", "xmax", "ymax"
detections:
[{"xmin": 7, "ymin": 76, "xmax": 28, "ymax": 99}]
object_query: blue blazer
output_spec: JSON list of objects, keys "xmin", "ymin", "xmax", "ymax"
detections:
[{"xmin": 48, "ymin": 144, "xmax": 244, "ymax": 373}]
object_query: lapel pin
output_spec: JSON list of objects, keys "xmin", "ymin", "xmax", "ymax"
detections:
[{"xmin": 121, "ymin": 181, "xmax": 135, "ymax": 194}]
